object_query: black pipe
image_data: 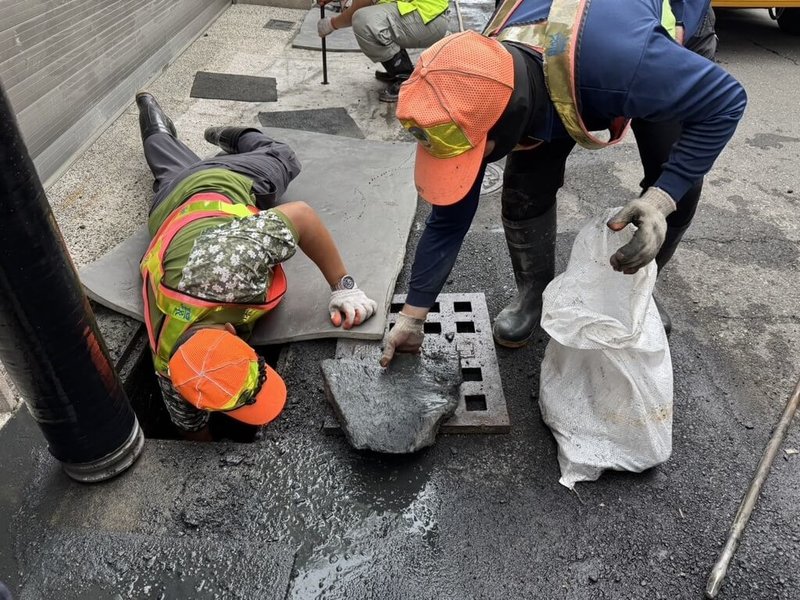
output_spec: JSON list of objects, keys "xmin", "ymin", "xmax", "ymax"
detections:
[
  {"xmin": 321, "ymin": 2, "xmax": 329, "ymax": 85},
  {"xmin": 0, "ymin": 81, "xmax": 143, "ymax": 482}
]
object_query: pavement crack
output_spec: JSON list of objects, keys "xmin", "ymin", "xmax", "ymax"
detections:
[{"xmin": 751, "ymin": 41, "xmax": 799, "ymax": 65}]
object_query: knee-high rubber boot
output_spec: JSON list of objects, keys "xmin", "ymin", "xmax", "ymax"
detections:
[
  {"xmin": 136, "ymin": 92, "xmax": 176, "ymax": 140},
  {"xmin": 653, "ymin": 222, "xmax": 691, "ymax": 335},
  {"xmin": 378, "ymin": 50, "xmax": 414, "ymax": 103},
  {"xmin": 492, "ymin": 205, "xmax": 557, "ymax": 348},
  {"xmin": 203, "ymin": 126, "xmax": 261, "ymax": 154}
]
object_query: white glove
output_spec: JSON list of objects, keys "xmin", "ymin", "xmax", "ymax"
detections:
[
  {"xmin": 606, "ymin": 187, "xmax": 677, "ymax": 274},
  {"xmin": 318, "ymin": 16, "xmax": 336, "ymax": 37},
  {"xmin": 329, "ymin": 287, "xmax": 378, "ymax": 329},
  {"xmin": 379, "ymin": 312, "xmax": 425, "ymax": 367}
]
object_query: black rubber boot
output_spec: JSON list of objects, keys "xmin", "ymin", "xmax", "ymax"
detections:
[
  {"xmin": 374, "ymin": 49, "xmax": 411, "ymax": 82},
  {"xmin": 492, "ymin": 205, "xmax": 557, "ymax": 348},
  {"xmin": 136, "ymin": 92, "xmax": 176, "ymax": 141},
  {"xmin": 203, "ymin": 126, "xmax": 261, "ymax": 154},
  {"xmin": 378, "ymin": 50, "xmax": 413, "ymax": 103},
  {"xmin": 653, "ymin": 222, "xmax": 691, "ymax": 336}
]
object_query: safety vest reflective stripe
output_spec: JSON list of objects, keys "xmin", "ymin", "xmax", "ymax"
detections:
[{"xmin": 140, "ymin": 192, "xmax": 287, "ymax": 374}]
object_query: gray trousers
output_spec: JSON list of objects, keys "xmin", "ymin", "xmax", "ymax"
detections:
[
  {"xmin": 351, "ymin": 3, "xmax": 449, "ymax": 63},
  {"xmin": 144, "ymin": 131, "xmax": 302, "ymax": 214}
]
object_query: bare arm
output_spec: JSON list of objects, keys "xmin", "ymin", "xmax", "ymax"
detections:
[{"xmin": 273, "ymin": 201, "xmax": 347, "ymax": 287}]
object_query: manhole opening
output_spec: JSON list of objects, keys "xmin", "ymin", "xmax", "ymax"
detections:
[
  {"xmin": 122, "ymin": 328, "xmax": 285, "ymax": 443},
  {"xmin": 456, "ymin": 321, "xmax": 475, "ymax": 333},
  {"xmin": 462, "ymin": 367, "xmax": 483, "ymax": 382},
  {"xmin": 464, "ymin": 394, "xmax": 488, "ymax": 412},
  {"xmin": 423, "ymin": 321, "xmax": 442, "ymax": 334},
  {"xmin": 453, "ymin": 301, "xmax": 472, "ymax": 312}
]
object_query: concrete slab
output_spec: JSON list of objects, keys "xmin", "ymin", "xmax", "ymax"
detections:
[
  {"xmin": 78, "ymin": 128, "xmax": 417, "ymax": 344},
  {"xmin": 258, "ymin": 107, "xmax": 365, "ymax": 138},
  {"xmin": 327, "ymin": 293, "xmax": 511, "ymax": 433},
  {"xmin": 322, "ymin": 351, "xmax": 461, "ymax": 453},
  {"xmin": 190, "ymin": 71, "xmax": 278, "ymax": 102},
  {"xmin": 292, "ymin": 6, "xmax": 363, "ymax": 53}
]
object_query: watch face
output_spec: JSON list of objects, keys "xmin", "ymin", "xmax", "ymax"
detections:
[{"xmin": 340, "ymin": 275, "xmax": 355, "ymax": 290}]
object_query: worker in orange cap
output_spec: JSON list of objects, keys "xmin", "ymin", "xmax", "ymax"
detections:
[
  {"xmin": 380, "ymin": 0, "xmax": 746, "ymax": 366},
  {"xmin": 136, "ymin": 92, "xmax": 378, "ymax": 439}
]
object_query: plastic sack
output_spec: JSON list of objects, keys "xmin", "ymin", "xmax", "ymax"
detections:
[{"xmin": 539, "ymin": 208, "xmax": 673, "ymax": 489}]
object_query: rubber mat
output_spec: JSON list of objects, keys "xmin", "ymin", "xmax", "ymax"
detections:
[
  {"xmin": 258, "ymin": 108, "xmax": 364, "ymax": 139},
  {"xmin": 79, "ymin": 128, "xmax": 417, "ymax": 345},
  {"xmin": 190, "ymin": 71, "xmax": 277, "ymax": 102}
]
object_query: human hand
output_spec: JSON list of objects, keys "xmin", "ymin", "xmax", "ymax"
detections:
[
  {"xmin": 329, "ymin": 287, "xmax": 378, "ymax": 329},
  {"xmin": 317, "ymin": 16, "xmax": 336, "ymax": 37},
  {"xmin": 379, "ymin": 312, "xmax": 425, "ymax": 367},
  {"xmin": 606, "ymin": 187, "xmax": 676, "ymax": 274}
]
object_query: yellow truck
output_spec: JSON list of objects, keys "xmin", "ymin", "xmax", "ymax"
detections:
[{"xmin": 713, "ymin": 1, "xmax": 800, "ymax": 34}]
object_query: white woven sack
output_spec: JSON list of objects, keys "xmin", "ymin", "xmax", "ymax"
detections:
[{"xmin": 539, "ymin": 208, "xmax": 673, "ymax": 489}]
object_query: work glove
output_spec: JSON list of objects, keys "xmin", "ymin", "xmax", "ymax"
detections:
[
  {"xmin": 317, "ymin": 16, "xmax": 336, "ymax": 37},
  {"xmin": 379, "ymin": 312, "xmax": 425, "ymax": 367},
  {"xmin": 606, "ymin": 187, "xmax": 677, "ymax": 274},
  {"xmin": 329, "ymin": 287, "xmax": 378, "ymax": 329}
]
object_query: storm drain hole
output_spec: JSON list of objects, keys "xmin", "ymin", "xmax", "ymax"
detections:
[
  {"xmin": 424, "ymin": 322, "xmax": 442, "ymax": 334},
  {"xmin": 454, "ymin": 301, "xmax": 472, "ymax": 312},
  {"xmin": 465, "ymin": 394, "xmax": 488, "ymax": 411},
  {"xmin": 462, "ymin": 367, "xmax": 483, "ymax": 382},
  {"xmin": 390, "ymin": 302, "xmax": 404, "ymax": 313},
  {"xmin": 429, "ymin": 302, "xmax": 440, "ymax": 313},
  {"xmin": 456, "ymin": 321, "xmax": 475, "ymax": 333}
]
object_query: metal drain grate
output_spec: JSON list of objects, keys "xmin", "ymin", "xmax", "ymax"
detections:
[
  {"xmin": 325, "ymin": 293, "xmax": 510, "ymax": 433},
  {"xmin": 480, "ymin": 163, "xmax": 503, "ymax": 196},
  {"xmin": 264, "ymin": 19, "xmax": 296, "ymax": 30}
]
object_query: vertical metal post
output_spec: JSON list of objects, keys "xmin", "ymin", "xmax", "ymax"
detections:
[
  {"xmin": 321, "ymin": 2, "xmax": 329, "ymax": 85},
  {"xmin": 0, "ymin": 81, "xmax": 143, "ymax": 483}
]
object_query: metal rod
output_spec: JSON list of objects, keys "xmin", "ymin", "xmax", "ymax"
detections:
[
  {"xmin": 321, "ymin": 3, "xmax": 329, "ymax": 85},
  {"xmin": 705, "ymin": 376, "xmax": 800, "ymax": 598},
  {"xmin": 0, "ymin": 80, "xmax": 143, "ymax": 482},
  {"xmin": 454, "ymin": 0, "xmax": 465, "ymax": 32}
]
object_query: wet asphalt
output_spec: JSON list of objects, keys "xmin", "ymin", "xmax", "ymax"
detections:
[{"xmin": 1, "ymin": 6, "xmax": 799, "ymax": 600}]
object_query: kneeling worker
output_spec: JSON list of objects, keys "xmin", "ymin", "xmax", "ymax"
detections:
[{"xmin": 136, "ymin": 92, "xmax": 378, "ymax": 439}]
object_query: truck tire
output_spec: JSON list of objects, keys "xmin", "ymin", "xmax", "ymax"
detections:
[{"xmin": 776, "ymin": 8, "xmax": 800, "ymax": 35}]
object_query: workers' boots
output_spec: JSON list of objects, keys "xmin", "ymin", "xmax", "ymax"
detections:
[
  {"xmin": 378, "ymin": 50, "xmax": 414, "ymax": 103},
  {"xmin": 203, "ymin": 126, "xmax": 261, "ymax": 154},
  {"xmin": 374, "ymin": 49, "xmax": 412, "ymax": 82},
  {"xmin": 492, "ymin": 205, "xmax": 557, "ymax": 348},
  {"xmin": 136, "ymin": 92, "xmax": 177, "ymax": 141},
  {"xmin": 653, "ymin": 222, "xmax": 691, "ymax": 336}
]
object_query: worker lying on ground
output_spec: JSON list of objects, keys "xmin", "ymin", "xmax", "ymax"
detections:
[
  {"xmin": 380, "ymin": 0, "xmax": 746, "ymax": 366},
  {"xmin": 316, "ymin": 0, "xmax": 449, "ymax": 102},
  {"xmin": 136, "ymin": 93, "xmax": 378, "ymax": 439}
]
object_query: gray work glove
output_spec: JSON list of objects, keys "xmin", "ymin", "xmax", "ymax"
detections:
[
  {"xmin": 379, "ymin": 312, "xmax": 425, "ymax": 367},
  {"xmin": 329, "ymin": 287, "xmax": 378, "ymax": 329},
  {"xmin": 606, "ymin": 187, "xmax": 677, "ymax": 274},
  {"xmin": 318, "ymin": 16, "xmax": 336, "ymax": 37}
]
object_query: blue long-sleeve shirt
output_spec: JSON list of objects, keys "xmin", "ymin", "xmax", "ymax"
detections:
[{"xmin": 406, "ymin": 0, "xmax": 746, "ymax": 308}]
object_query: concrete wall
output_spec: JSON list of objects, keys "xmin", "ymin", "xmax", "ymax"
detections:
[{"xmin": 0, "ymin": 0, "xmax": 230, "ymax": 185}]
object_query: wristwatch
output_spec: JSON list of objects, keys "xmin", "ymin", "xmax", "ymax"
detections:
[{"xmin": 332, "ymin": 274, "xmax": 356, "ymax": 291}]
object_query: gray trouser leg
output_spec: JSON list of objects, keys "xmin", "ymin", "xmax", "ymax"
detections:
[
  {"xmin": 352, "ymin": 3, "xmax": 449, "ymax": 63},
  {"xmin": 143, "ymin": 133, "xmax": 202, "ymax": 194},
  {"xmin": 149, "ymin": 131, "xmax": 302, "ymax": 213}
]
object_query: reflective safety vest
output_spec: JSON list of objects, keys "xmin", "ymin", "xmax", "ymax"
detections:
[
  {"xmin": 484, "ymin": 0, "xmax": 677, "ymax": 150},
  {"xmin": 140, "ymin": 192, "xmax": 287, "ymax": 375}
]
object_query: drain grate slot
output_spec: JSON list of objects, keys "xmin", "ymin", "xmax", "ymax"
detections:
[
  {"xmin": 465, "ymin": 394, "xmax": 488, "ymax": 411},
  {"xmin": 456, "ymin": 321, "xmax": 475, "ymax": 333},
  {"xmin": 264, "ymin": 19, "xmax": 296, "ymax": 30},
  {"xmin": 453, "ymin": 301, "xmax": 472, "ymax": 312},
  {"xmin": 423, "ymin": 322, "xmax": 442, "ymax": 334},
  {"xmin": 462, "ymin": 367, "xmax": 483, "ymax": 382}
]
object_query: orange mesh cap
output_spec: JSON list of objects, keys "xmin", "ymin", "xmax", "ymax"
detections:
[
  {"xmin": 168, "ymin": 329, "xmax": 286, "ymax": 426},
  {"xmin": 396, "ymin": 31, "xmax": 514, "ymax": 206}
]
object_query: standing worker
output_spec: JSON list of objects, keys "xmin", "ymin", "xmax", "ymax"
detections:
[
  {"xmin": 380, "ymin": 0, "xmax": 746, "ymax": 365},
  {"xmin": 317, "ymin": 0, "xmax": 449, "ymax": 102},
  {"xmin": 136, "ymin": 92, "xmax": 378, "ymax": 439}
]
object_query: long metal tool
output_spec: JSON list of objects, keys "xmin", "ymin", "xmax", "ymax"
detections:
[
  {"xmin": 454, "ymin": 0, "xmax": 465, "ymax": 32},
  {"xmin": 320, "ymin": 2, "xmax": 329, "ymax": 85},
  {"xmin": 705, "ymin": 375, "xmax": 800, "ymax": 598}
]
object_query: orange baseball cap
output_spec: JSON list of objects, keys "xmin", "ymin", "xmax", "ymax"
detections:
[
  {"xmin": 396, "ymin": 31, "xmax": 515, "ymax": 206},
  {"xmin": 168, "ymin": 328, "xmax": 286, "ymax": 426}
]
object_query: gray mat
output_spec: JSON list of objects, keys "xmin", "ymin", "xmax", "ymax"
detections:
[
  {"xmin": 79, "ymin": 128, "xmax": 417, "ymax": 344},
  {"xmin": 190, "ymin": 71, "xmax": 278, "ymax": 102},
  {"xmin": 292, "ymin": 7, "xmax": 362, "ymax": 52},
  {"xmin": 258, "ymin": 108, "xmax": 364, "ymax": 139}
]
